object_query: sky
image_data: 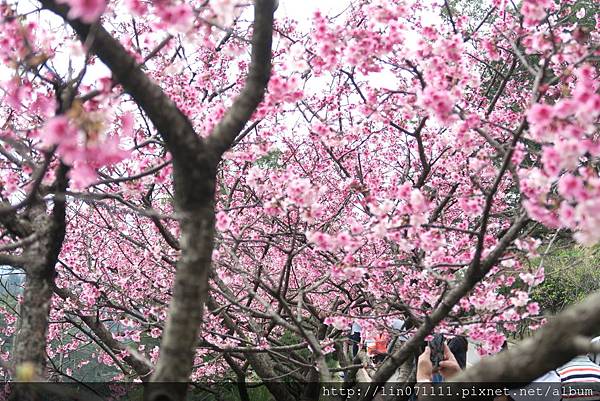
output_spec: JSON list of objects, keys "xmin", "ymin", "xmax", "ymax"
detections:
[
  {"xmin": 5, "ymin": 0, "xmax": 354, "ymax": 81},
  {"xmin": 278, "ymin": 0, "xmax": 351, "ymax": 22}
]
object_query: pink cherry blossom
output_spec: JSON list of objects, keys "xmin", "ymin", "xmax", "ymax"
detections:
[
  {"xmin": 57, "ymin": 0, "xmax": 107, "ymax": 23},
  {"xmin": 1, "ymin": 0, "xmax": 598, "ymax": 390},
  {"xmin": 527, "ymin": 302, "xmax": 540, "ymax": 315},
  {"xmin": 541, "ymin": 147, "xmax": 562, "ymax": 178},
  {"xmin": 68, "ymin": 163, "xmax": 97, "ymax": 189},
  {"xmin": 41, "ymin": 116, "xmax": 78, "ymax": 148},
  {"xmin": 215, "ymin": 211, "xmax": 231, "ymax": 232},
  {"xmin": 558, "ymin": 174, "xmax": 585, "ymax": 201},
  {"xmin": 124, "ymin": 0, "xmax": 147, "ymax": 16},
  {"xmin": 527, "ymin": 103, "xmax": 554, "ymax": 126},
  {"xmin": 158, "ymin": 4, "xmax": 194, "ymax": 32}
]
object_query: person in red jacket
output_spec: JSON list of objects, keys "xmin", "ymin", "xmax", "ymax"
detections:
[{"xmin": 366, "ymin": 330, "xmax": 390, "ymax": 365}]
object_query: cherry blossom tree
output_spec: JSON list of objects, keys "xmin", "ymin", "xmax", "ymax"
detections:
[{"xmin": 0, "ymin": 0, "xmax": 599, "ymax": 400}]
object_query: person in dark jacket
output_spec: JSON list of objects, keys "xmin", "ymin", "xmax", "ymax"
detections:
[{"xmin": 447, "ymin": 335, "xmax": 468, "ymax": 370}]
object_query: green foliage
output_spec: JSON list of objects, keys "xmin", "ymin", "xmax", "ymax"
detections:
[
  {"xmin": 56, "ymin": 341, "xmax": 120, "ymax": 381},
  {"xmin": 443, "ymin": 0, "xmax": 494, "ymax": 25},
  {"xmin": 221, "ymin": 384, "xmax": 274, "ymax": 401},
  {"xmin": 255, "ymin": 150, "xmax": 283, "ymax": 169},
  {"xmin": 531, "ymin": 243, "xmax": 600, "ymax": 313},
  {"xmin": 564, "ymin": 0, "xmax": 598, "ymax": 30}
]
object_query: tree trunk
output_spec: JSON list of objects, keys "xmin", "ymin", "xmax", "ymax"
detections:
[
  {"xmin": 150, "ymin": 204, "xmax": 215, "ymax": 383},
  {"xmin": 11, "ymin": 164, "xmax": 67, "ymax": 380},
  {"xmin": 12, "ymin": 270, "xmax": 54, "ymax": 377}
]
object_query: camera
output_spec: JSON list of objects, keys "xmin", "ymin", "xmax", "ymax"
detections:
[{"xmin": 429, "ymin": 333, "xmax": 445, "ymax": 371}]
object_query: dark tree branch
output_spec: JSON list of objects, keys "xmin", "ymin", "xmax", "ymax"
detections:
[
  {"xmin": 413, "ymin": 117, "xmax": 430, "ymax": 188},
  {"xmin": 12, "ymin": 163, "xmax": 69, "ymax": 378},
  {"xmin": 444, "ymin": 0, "xmax": 457, "ymax": 34},
  {"xmin": 0, "ymin": 149, "xmax": 55, "ymax": 217},
  {"xmin": 486, "ymin": 58, "xmax": 517, "ymax": 116},
  {"xmin": 0, "ymin": 254, "xmax": 29, "ymax": 268},
  {"xmin": 206, "ymin": 0, "xmax": 275, "ymax": 157}
]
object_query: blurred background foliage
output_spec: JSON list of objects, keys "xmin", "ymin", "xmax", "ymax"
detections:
[{"xmin": 531, "ymin": 241, "xmax": 600, "ymax": 314}]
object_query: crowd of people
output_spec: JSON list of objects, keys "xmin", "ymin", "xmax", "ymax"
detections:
[
  {"xmin": 349, "ymin": 318, "xmax": 411, "ymax": 367},
  {"xmin": 347, "ymin": 320, "xmax": 600, "ymax": 400}
]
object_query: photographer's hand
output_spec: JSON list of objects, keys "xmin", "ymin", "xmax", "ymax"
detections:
[
  {"xmin": 417, "ymin": 344, "xmax": 461, "ymax": 382},
  {"xmin": 417, "ymin": 346, "xmax": 433, "ymax": 382}
]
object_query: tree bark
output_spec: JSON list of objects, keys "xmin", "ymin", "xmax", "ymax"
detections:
[
  {"xmin": 11, "ymin": 163, "xmax": 68, "ymax": 378},
  {"xmin": 150, "ymin": 205, "xmax": 215, "ymax": 383},
  {"xmin": 12, "ymin": 270, "xmax": 54, "ymax": 376}
]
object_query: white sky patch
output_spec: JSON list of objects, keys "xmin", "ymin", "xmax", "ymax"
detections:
[{"xmin": 277, "ymin": 0, "xmax": 351, "ymax": 22}]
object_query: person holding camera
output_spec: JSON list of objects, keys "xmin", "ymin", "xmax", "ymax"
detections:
[{"xmin": 416, "ymin": 343, "xmax": 462, "ymax": 383}]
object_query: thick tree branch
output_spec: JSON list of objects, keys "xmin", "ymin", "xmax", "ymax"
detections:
[
  {"xmin": 206, "ymin": 0, "xmax": 275, "ymax": 156},
  {"xmin": 148, "ymin": 2, "xmax": 276, "ymax": 399},
  {"xmin": 0, "ymin": 150, "xmax": 54, "ymax": 217},
  {"xmin": 12, "ymin": 163, "xmax": 69, "ymax": 378},
  {"xmin": 39, "ymin": 3, "xmax": 276, "ymax": 398},
  {"xmin": 0, "ymin": 253, "xmax": 29, "ymax": 268}
]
